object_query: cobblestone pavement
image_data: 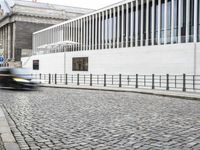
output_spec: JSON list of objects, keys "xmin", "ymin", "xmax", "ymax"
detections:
[{"xmin": 0, "ymin": 88, "xmax": 200, "ymax": 150}]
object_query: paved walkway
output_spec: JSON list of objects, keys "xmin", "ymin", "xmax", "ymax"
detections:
[
  {"xmin": 42, "ymin": 84, "xmax": 200, "ymax": 101},
  {"xmin": 0, "ymin": 106, "xmax": 20, "ymax": 150},
  {"xmin": 0, "ymin": 87, "xmax": 200, "ymax": 149}
]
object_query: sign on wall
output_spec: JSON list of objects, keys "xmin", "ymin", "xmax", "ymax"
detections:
[{"xmin": 0, "ymin": 55, "xmax": 4, "ymax": 64}]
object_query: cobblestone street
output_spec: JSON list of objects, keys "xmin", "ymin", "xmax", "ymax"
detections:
[{"xmin": 0, "ymin": 88, "xmax": 200, "ymax": 150}]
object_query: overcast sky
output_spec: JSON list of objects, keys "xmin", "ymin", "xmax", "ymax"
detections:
[{"xmin": 28, "ymin": 0, "xmax": 123, "ymax": 9}]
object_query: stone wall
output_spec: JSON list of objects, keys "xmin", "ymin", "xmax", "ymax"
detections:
[{"xmin": 15, "ymin": 21, "xmax": 53, "ymax": 50}]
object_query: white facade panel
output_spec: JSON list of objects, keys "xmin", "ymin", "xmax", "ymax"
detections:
[{"xmin": 22, "ymin": 43, "xmax": 200, "ymax": 75}]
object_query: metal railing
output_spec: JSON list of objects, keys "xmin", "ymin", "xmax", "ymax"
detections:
[{"xmin": 31, "ymin": 73, "xmax": 200, "ymax": 92}]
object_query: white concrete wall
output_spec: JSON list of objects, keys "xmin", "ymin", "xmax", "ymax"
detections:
[{"xmin": 22, "ymin": 43, "xmax": 200, "ymax": 75}]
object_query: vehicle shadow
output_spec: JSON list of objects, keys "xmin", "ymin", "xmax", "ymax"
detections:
[{"xmin": 0, "ymin": 87, "xmax": 40, "ymax": 92}]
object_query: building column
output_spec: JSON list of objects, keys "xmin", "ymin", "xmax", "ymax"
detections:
[
  {"xmin": 194, "ymin": 0, "xmax": 198, "ymax": 42},
  {"xmin": 146, "ymin": 0, "xmax": 149, "ymax": 46},
  {"xmin": 71, "ymin": 22, "xmax": 73, "ymax": 51},
  {"xmin": 98, "ymin": 13, "xmax": 101, "ymax": 49},
  {"xmin": 105, "ymin": 10, "xmax": 108, "ymax": 49},
  {"xmin": 2, "ymin": 26, "xmax": 6, "ymax": 58},
  {"xmin": 117, "ymin": 6, "xmax": 120, "ymax": 48},
  {"xmin": 76, "ymin": 21, "xmax": 78, "ymax": 51},
  {"xmin": 92, "ymin": 15, "xmax": 95, "ymax": 50},
  {"xmin": 113, "ymin": 7, "xmax": 116, "ymax": 48},
  {"xmin": 140, "ymin": 0, "xmax": 144, "ymax": 46},
  {"xmin": 102, "ymin": 12, "xmax": 105, "ymax": 49},
  {"xmin": 74, "ymin": 22, "xmax": 77, "ymax": 51},
  {"xmin": 158, "ymin": 0, "xmax": 161, "ymax": 45},
  {"xmin": 164, "ymin": 0, "xmax": 168, "ymax": 44},
  {"xmin": 12, "ymin": 22, "xmax": 16, "ymax": 61},
  {"xmin": 109, "ymin": 9, "xmax": 112, "ymax": 49},
  {"xmin": 86, "ymin": 18, "xmax": 88, "ymax": 50},
  {"xmin": 95, "ymin": 14, "xmax": 98, "ymax": 50},
  {"xmin": 8, "ymin": 24, "xmax": 11, "ymax": 60},
  {"xmin": 186, "ymin": 0, "xmax": 190, "ymax": 42},
  {"xmin": 121, "ymin": 5, "xmax": 124, "ymax": 48},
  {"xmin": 151, "ymin": 0, "xmax": 155, "ymax": 45},
  {"xmin": 171, "ymin": 0, "xmax": 174, "ymax": 44},
  {"xmin": 178, "ymin": 0, "xmax": 182, "ymax": 43},
  {"xmin": 135, "ymin": 0, "xmax": 138, "ymax": 47},
  {"xmin": 126, "ymin": 3, "xmax": 129, "ymax": 48},
  {"xmin": 80, "ymin": 19, "xmax": 83, "ymax": 50},
  {"xmin": 83, "ymin": 18, "xmax": 85, "ymax": 50},
  {"xmin": 130, "ymin": 1, "xmax": 133, "ymax": 47}
]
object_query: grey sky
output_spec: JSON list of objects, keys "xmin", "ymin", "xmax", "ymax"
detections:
[{"xmin": 27, "ymin": 0, "xmax": 123, "ymax": 9}]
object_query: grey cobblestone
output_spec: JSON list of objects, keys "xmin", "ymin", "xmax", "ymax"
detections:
[{"xmin": 0, "ymin": 88, "xmax": 200, "ymax": 149}]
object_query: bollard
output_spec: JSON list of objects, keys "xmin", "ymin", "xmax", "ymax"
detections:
[
  {"xmin": 183, "ymin": 74, "xmax": 186, "ymax": 92},
  {"xmin": 135, "ymin": 74, "xmax": 138, "ymax": 88},
  {"xmin": 90, "ymin": 74, "xmax": 92, "ymax": 86},
  {"xmin": 119, "ymin": 74, "xmax": 122, "ymax": 87},
  {"xmin": 55, "ymin": 74, "xmax": 57, "ymax": 84},
  {"xmin": 49, "ymin": 73, "xmax": 51, "ymax": 84},
  {"xmin": 166, "ymin": 74, "xmax": 169, "ymax": 90},
  {"xmin": 77, "ymin": 74, "xmax": 79, "ymax": 86},
  {"xmin": 65, "ymin": 74, "xmax": 68, "ymax": 85},
  {"xmin": 152, "ymin": 74, "xmax": 155, "ymax": 89},
  {"xmin": 104, "ymin": 74, "xmax": 106, "ymax": 87}
]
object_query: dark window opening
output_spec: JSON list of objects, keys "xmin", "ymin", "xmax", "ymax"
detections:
[
  {"xmin": 33, "ymin": 60, "xmax": 39, "ymax": 70},
  {"xmin": 72, "ymin": 57, "xmax": 88, "ymax": 71}
]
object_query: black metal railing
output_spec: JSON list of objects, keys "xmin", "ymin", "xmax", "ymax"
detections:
[{"xmin": 30, "ymin": 73, "xmax": 200, "ymax": 92}]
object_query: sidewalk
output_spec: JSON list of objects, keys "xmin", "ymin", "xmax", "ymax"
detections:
[
  {"xmin": 0, "ymin": 105, "xmax": 20, "ymax": 150},
  {"xmin": 41, "ymin": 84, "xmax": 200, "ymax": 101}
]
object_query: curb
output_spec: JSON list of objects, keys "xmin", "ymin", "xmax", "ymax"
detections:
[
  {"xmin": 0, "ymin": 105, "xmax": 20, "ymax": 150},
  {"xmin": 40, "ymin": 84, "xmax": 200, "ymax": 101}
]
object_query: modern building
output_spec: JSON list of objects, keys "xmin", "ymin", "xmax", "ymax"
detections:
[
  {"xmin": 22, "ymin": 0, "xmax": 200, "ymax": 75},
  {"xmin": 0, "ymin": 0, "xmax": 93, "ymax": 67}
]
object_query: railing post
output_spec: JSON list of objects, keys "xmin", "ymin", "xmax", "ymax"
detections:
[
  {"xmin": 183, "ymin": 74, "xmax": 186, "ymax": 92},
  {"xmin": 55, "ymin": 74, "xmax": 57, "ymax": 84},
  {"xmin": 152, "ymin": 74, "xmax": 155, "ymax": 89},
  {"xmin": 90, "ymin": 74, "xmax": 92, "ymax": 86},
  {"xmin": 77, "ymin": 74, "xmax": 79, "ymax": 86},
  {"xmin": 65, "ymin": 74, "xmax": 68, "ymax": 85},
  {"xmin": 49, "ymin": 73, "xmax": 51, "ymax": 84},
  {"xmin": 166, "ymin": 74, "xmax": 169, "ymax": 90},
  {"xmin": 135, "ymin": 74, "xmax": 138, "ymax": 88},
  {"xmin": 119, "ymin": 74, "xmax": 122, "ymax": 87},
  {"xmin": 104, "ymin": 74, "xmax": 106, "ymax": 87}
]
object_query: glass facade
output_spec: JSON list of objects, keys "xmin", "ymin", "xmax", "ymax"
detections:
[{"xmin": 33, "ymin": 0, "xmax": 200, "ymax": 55}]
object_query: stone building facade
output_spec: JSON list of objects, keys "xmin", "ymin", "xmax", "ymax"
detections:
[{"xmin": 0, "ymin": 0, "xmax": 93, "ymax": 67}]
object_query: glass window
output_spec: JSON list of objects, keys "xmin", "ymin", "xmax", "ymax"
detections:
[
  {"xmin": 154, "ymin": 0, "xmax": 159, "ymax": 45},
  {"xmin": 167, "ymin": 0, "xmax": 171, "ymax": 44},
  {"xmin": 161, "ymin": 0, "xmax": 165, "ymax": 44},
  {"xmin": 149, "ymin": 1, "xmax": 152, "ymax": 45},
  {"xmin": 128, "ymin": 3, "xmax": 131, "ymax": 47},
  {"xmin": 132, "ymin": 5, "xmax": 135, "ymax": 47},
  {"xmin": 173, "ymin": 0, "xmax": 178, "ymax": 43},
  {"xmin": 189, "ymin": 0, "xmax": 194, "ymax": 42},
  {"xmin": 72, "ymin": 57, "xmax": 88, "ymax": 71},
  {"xmin": 181, "ymin": 0, "xmax": 186, "ymax": 43},
  {"xmin": 143, "ymin": 3, "xmax": 146, "ymax": 46},
  {"xmin": 33, "ymin": 60, "xmax": 39, "ymax": 70}
]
